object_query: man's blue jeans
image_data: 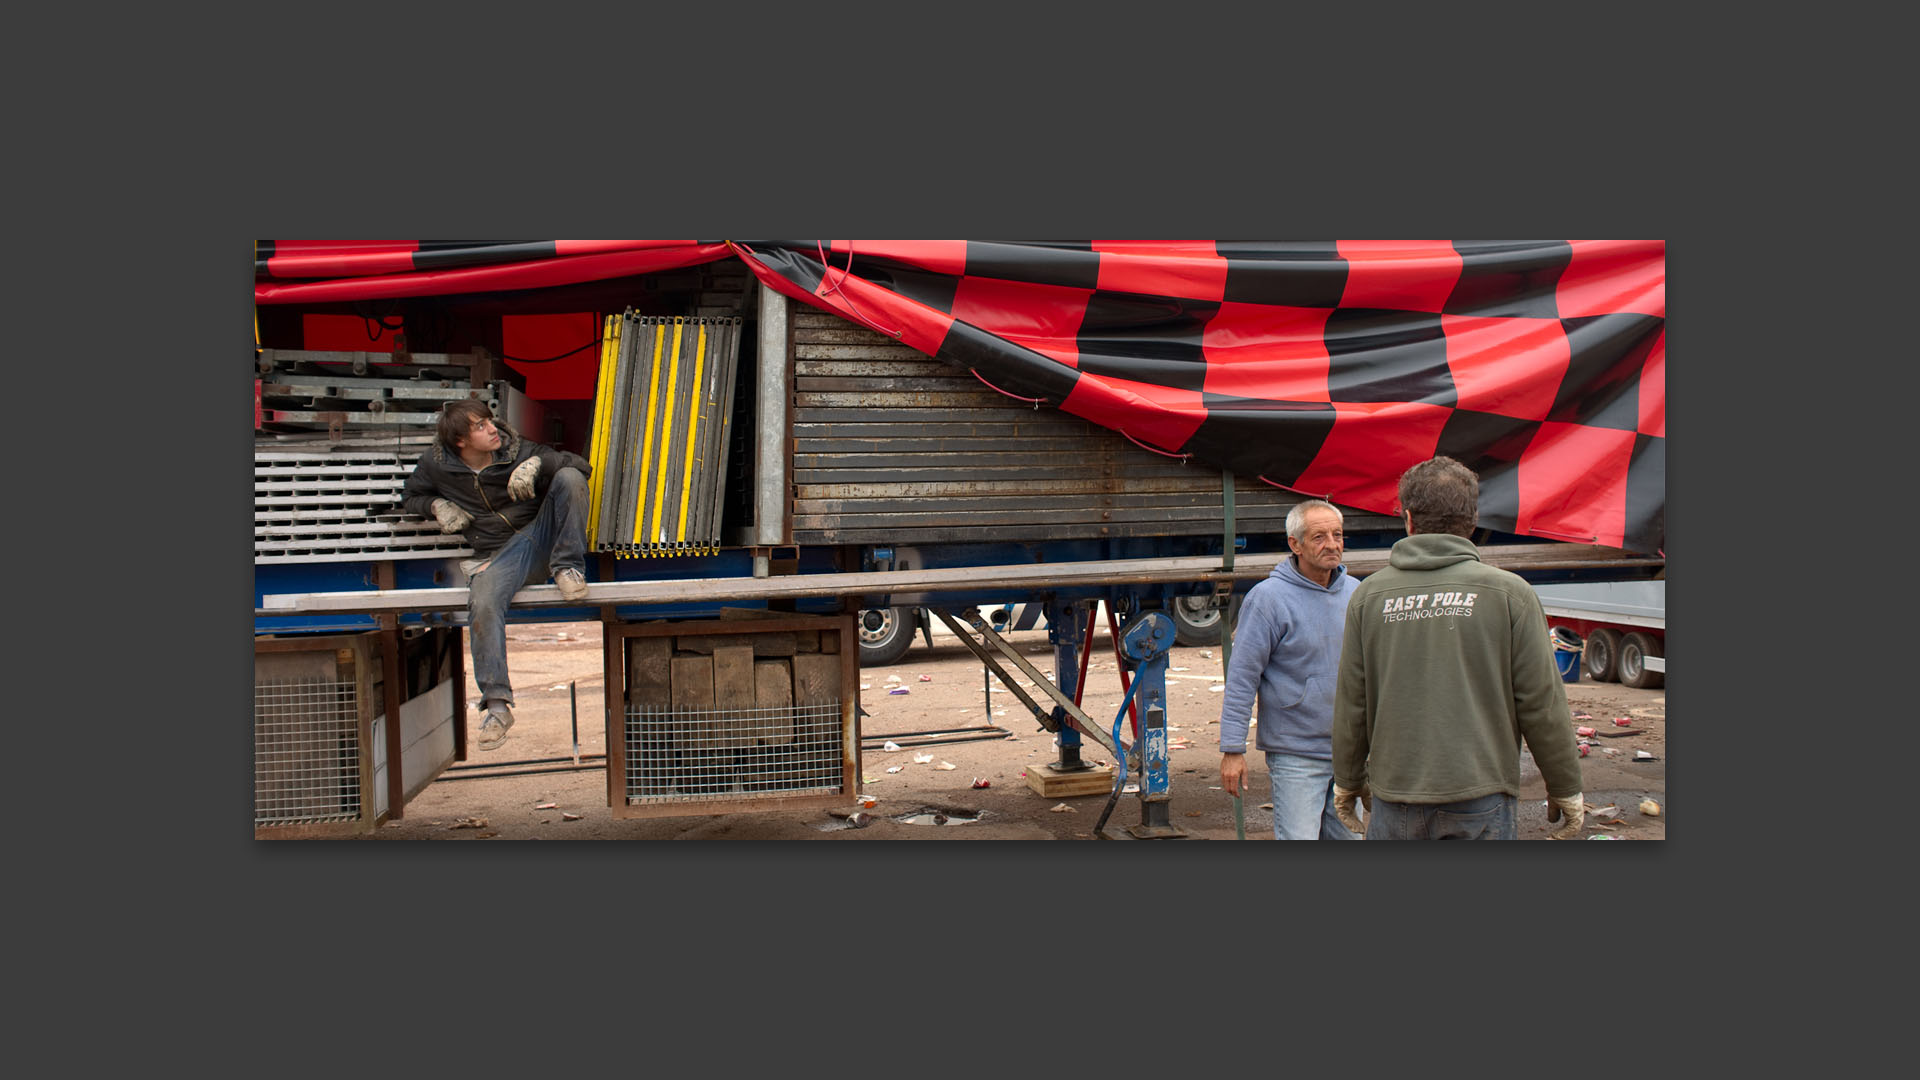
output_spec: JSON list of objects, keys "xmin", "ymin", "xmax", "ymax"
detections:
[
  {"xmin": 465, "ymin": 467, "xmax": 589, "ymax": 709},
  {"xmin": 1365, "ymin": 792, "xmax": 1517, "ymax": 840},
  {"xmin": 1265, "ymin": 752, "xmax": 1359, "ymax": 840}
]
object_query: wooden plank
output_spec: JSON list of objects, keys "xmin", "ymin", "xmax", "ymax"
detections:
[
  {"xmin": 719, "ymin": 606, "xmax": 820, "ymax": 652},
  {"xmin": 626, "ymin": 636, "xmax": 673, "ymax": 707},
  {"xmin": 262, "ymin": 545, "xmax": 1663, "ymax": 613},
  {"xmin": 754, "ymin": 659, "xmax": 794, "ymax": 745},
  {"xmin": 712, "ymin": 644, "xmax": 756, "ymax": 751},
  {"xmin": 674, "ymin": 631, "xmax": 797, "ymax": 656},
  {"xmin": 792, "ymin": 653, "xmax": 839, "ymax": 707},
  {"xmin": 1025, "ymin": 764, "xmax": 1118, "ymax": 799},
  {"xmin": 669, "ymin": 655, "xmax": 715, "ymax": 753}
]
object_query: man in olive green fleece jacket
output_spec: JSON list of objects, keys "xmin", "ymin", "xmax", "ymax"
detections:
[{"xmin": 1330, "ymin": 457, "xmax": 1585, "ymax": 840}]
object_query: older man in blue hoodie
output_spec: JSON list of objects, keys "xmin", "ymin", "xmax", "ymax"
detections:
[{"xmin": 1218, "ymin": 499, "xmax": 1363, "ymax": 839}]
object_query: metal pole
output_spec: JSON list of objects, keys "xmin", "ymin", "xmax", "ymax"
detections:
[{"xmin": 570, "ymin": 680, "xmax": 579, "ymax": 765}]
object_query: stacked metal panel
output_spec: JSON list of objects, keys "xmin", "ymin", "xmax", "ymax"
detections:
[
  {"xmin": 586, "ymin": 313, "xmax": 744, "ymax": 557},
  {"xmin": 254, "ymin": 441, "xmax": 473, "ymax": 564}
]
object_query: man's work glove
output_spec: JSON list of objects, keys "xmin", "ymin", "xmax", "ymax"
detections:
[
  {"xmin": 430, "ymin": 498, "xmax": 471, "ymax": 534},
  {"xmin": 507, "ymin": 456, "xmax": 542, "ymax": 501},
  {"xmin": 1333, "ymin": 783, "xmax": 1371, "ymax": 837},
  {"xmin": 1546, "ymin": 793, "xmax": 1584, "ymax": 840}
]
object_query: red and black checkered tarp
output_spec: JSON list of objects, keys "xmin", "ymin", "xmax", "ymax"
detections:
[
  {"xmin": 255, "ymin": 239, "xmax": 1665, "ymax": 555},
  {"xmin": 733, "ymin": 241, "xmax": 1664, "ymax": 556},
  {"xmin": 253, "ymin": 240, "xmax": 734, "ymax": 303}
]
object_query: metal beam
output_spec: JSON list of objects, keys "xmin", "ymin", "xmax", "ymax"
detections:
[
  {"xmin": 257, "ymin": 544, "xmax": 1659, "ymax": 616},
  {"xmin": 754, "ymin": 283, "xmax": 789, "ymax": 547}
]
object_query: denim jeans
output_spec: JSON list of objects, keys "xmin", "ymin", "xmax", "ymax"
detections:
[
  {"xmin": 1264, "ymin": 752, "xmax": 1359, "ymax": 840},
  {"xmin": 1365, "ymin": 792, "xmax": 1517, "ymax": 840},
  {"xmin": 465, "ymin": 467, "xmax": 589, "ymax": 708}
]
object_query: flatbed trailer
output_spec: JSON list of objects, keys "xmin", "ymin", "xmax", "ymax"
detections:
[
  {"xmin": 253, "ymin": 241, "xmax": 1665, "ymax": 835},
  {"xmin": 1534, "ymin": 579, "xmax": 1666, "ymax": 689}
]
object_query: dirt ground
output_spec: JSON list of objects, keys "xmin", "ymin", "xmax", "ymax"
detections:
[{"xmin": 360, "ymin": 619, "xmax": 1667, "ymax": 841}]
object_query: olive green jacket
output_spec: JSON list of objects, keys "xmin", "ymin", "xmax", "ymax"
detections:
[{"xmin": 1331, "ymin": 533, "xmax": 1582, "ymax": 803}]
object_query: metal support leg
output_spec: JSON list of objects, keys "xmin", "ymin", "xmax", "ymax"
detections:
[
  {"xmin": 1117, "ymin": 610, "xmax": 1186, "ymax": 839},
  {"xmin": 1047, "ymin": 596, "xmax": 1092, "ymax": 772}
]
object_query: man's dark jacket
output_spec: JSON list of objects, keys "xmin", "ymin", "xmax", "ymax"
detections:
[{"xmin": 400, "ymin": 425, "xmax": 591, "ymax": 558}]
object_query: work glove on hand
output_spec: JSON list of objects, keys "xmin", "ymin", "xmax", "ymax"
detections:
[
  {"xmin": 507, "ymin": 456, "xmax": 542, "ymax": 501},
  {"xmin": 1547, "ymin": 793, "xmax": 1584, "ymax": 840},
  {"xmin": 430, "ymin": 498, "xmax": 472, "ymax": 534},
  {"xmin": 1333, "ymin": 783, "xmax": 1371, "ymax": 837}
]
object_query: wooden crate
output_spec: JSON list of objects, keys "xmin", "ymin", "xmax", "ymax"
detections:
[
  {"xmin": 607, "ymin": 613, "xmax": 859, "ymax": 818},
  {"xmin": 254, "ymin": 627, "xmax": 463, "ymax": 838},
  {"xmin": 254, "ymin": 632, "xmax": 379, "ymax": 838}
]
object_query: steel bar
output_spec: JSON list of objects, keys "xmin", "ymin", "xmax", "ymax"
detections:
[
  {"xmin": 929, "ymin": 608, "xmax": 1058, "ymax": 733},
  {"xmin": 446, "ymin": 753, "xmax": 608, "ymax": 771},
  {"xmin": 434, "ymin": 763, "xmax": 609, "ymax": 782},
  {"xmin": 858, "ymin": 730, "xmax": 1011, "ymax": 750},
  {"xmin": 932, "ymin": 608, "xmax": 1118, "ymax": 761}
]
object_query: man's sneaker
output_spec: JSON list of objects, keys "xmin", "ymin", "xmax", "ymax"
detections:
[
  {"xmin": 477, "ymin": 703, "xmax": 515, "ymax": 751},
  {"xmin": 555, "ymin": 568, "xmax": 589, "ymax": 601}
]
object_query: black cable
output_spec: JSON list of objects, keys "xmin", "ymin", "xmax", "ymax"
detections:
[{"xmin": 496, "ymin": 336, "xmax": 604, "ymax": 364}]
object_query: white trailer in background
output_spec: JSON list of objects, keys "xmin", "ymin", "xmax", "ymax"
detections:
[{"xmin": 1533, "ymin": 579, "xmax": 1666, "ymax": 689}]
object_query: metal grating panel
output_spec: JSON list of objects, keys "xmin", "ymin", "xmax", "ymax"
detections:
[
  {"xmin": 625, "ymin": 702, "xmax": 844, "ymax": 805},
  {"xmin": 586, "ymin": 314, "xmax": 744, "ymax": 558},
  {"xmin": 254, "ymin": 449, "xmax": 473, "ymax": 564},
  {"xmin": 255, "ymin": 677, "xmax": 362, "ymax": 825}
]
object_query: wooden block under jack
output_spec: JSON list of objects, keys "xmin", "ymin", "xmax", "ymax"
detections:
[{"xmin": 1025, "ymin": 763, "xmax": 1117, "ymax": 798}]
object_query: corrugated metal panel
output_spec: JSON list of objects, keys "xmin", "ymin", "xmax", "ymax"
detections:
[{"xmin": 788, "ymin": 309, "xmax": 1334, "ymax": 544}]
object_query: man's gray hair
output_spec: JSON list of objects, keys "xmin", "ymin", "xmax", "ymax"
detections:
[{"xmin": 1285, "ymin": 499, "xmax": 1343, "ymax": 542}]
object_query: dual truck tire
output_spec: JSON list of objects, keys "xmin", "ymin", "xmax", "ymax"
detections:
[{"xmin": 1582, "ymin": 627, "xmax": 1664, "ymax": 690}]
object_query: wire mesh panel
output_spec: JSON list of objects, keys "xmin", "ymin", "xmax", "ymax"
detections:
[
  {"xmin": 255, "ymin": 677, "xmax": 362, "ymax": 825},
  {"xmin": 625, "ymin": 702, "xmax": 844, "ymax": 805},
  {"xmin": 586, "ymin": 313, "xmax": 744, "ymax": 558}
]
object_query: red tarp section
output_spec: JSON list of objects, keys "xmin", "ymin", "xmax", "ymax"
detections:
[{"xmin": 256, "ymin": 240, "xmax": 1665, "ymax": 554}]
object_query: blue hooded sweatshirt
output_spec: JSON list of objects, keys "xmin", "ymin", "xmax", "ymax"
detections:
[{"xmin": 1218, "ymin": 555, "xmax": 1359, "ymax": 759}]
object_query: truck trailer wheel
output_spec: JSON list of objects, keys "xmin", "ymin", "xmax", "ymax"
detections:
[
  {"xmin": 1583, "ymin": 627, "xmax": 1624, "ymax": 682},
  {"xmin": 857, "ymin": 606, "xmax": 916, "ymax": 667},
  {"xmin": 1170, "ymin": 595, "xmax": 1224, "ymax": 646},
  {"xmin": 1618, "ymin": 631, "xmax": 1665, "ymax": 690}
]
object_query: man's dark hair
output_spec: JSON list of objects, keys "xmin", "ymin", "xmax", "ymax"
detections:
[
  {"xmin": 1398, "ymin": 456, "xmax": 1479, "ymax": 538},
  {"xmin": 437, "ymin": 399, "xmax": 510, "ymax": 453}
]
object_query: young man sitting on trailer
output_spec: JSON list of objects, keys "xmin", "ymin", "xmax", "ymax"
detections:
[{"xmin": 401, "ymin": 400, "xmax": 593, "ymax": 750}]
